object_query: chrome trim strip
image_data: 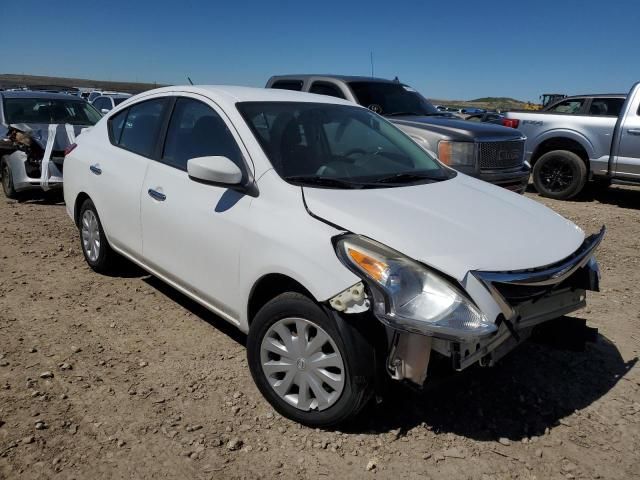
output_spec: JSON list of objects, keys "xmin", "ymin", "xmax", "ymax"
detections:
[{"xmin": 471, "ymin": 226, "xmax": 605, "ymax": 319}]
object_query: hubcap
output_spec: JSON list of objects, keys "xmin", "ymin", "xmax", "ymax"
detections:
[
  {"xmin": 81, "ymin": 210, "xmax": 101, "ymax": 262},
  {"xmin": 260, "ymin": 317, "xmax": 345, "ymax": 412},
  {"xmin": 540, "ymin": 158, "xmax": 574, "ymax": 192}
]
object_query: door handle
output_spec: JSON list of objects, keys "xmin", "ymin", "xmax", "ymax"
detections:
[
  {"xmin": 89, "ymin": 164, "xmax": 102, "ymax": 175},
  {"xmin": 628, "ymin": 129, "xmax": 640, "ymax": 136},
  {"xmin": 147, "ymin": 189, "xmax": 166, "ymax": 201}
]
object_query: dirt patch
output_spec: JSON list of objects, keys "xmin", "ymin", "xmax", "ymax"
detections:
[{"xmin": 0, "ymin": 186, "xmax": 639, "ymax": 479}]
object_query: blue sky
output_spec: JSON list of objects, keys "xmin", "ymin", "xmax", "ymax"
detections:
[{"xmin": 1, "ymin": 0, "xmax": 638, "ymax": 101}]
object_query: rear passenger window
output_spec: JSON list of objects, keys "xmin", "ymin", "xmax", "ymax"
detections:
[
  {"xmin": 271, "ymin": 80, "xmax": 304, "ymax": 91},
  {"xmin": 589, "ymin": 98, "xmax": 625, "ymax": 117},
  {"xmin": 547, "ymin": 98, "xmax": 585, "ymax": 114},
  {"xmin": 116, "ymin": 98, "xmax": 168, "ymax": 158},
  {"xmin": 309, "ymin": 82, "xmax": 346, "ymax": 99},
  {"xmin": 162, "ymin": 98, "xmax": 244, "ymax": 172},
  {"xmin": 108, "ymin": 109, "xmax": 128, "ymax": 143}
]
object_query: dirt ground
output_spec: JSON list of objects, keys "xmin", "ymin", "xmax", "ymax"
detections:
[{"xmin": 0, "ymin": 185, "xmax": 639, "ymax": 480}]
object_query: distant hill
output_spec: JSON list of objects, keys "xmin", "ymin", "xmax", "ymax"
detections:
[
  {"xmin": 0, "ymin": 73, "xmax": 164, "ymax": 94},
  {"xmin": 429, "ymin": 96, "xmax": 535, "ymax": 112}
]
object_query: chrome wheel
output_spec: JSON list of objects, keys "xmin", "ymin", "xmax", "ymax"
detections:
[
  {"xmin": 81, "ymin": 209, "xmax": 101, "ymax": 262},
  {"xmin": 260, "ymin": 317, "xmax": 345, "ymax": 412}
]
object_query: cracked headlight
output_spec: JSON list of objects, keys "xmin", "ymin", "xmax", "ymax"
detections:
[{"xmin": 335, "ymin": 235, "xmax": 496, "ymax": 339}]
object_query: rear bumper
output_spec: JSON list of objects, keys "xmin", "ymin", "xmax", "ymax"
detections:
[{"xmin": 478, "ymin": 166, "xmax": 530, "ymax": 193}]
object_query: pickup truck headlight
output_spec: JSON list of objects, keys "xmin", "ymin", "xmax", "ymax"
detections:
[
  {"xmin": 335, "ymin": 235, "xmax": 497, "ymax": 339},
  {"xmin": 437, "ymin": 141, "xmax": 476, "ymax": 167}
]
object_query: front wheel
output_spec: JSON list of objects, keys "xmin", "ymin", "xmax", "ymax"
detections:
[
  {"xmin": 532, "ymin": 150, "xmax": 587, "ymax": 200},
  {"xmin": 247, "ymin": 292, "xmax": 375, "ymax": 427}
]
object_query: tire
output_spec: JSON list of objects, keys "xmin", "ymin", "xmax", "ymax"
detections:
[
  {"xmin": 247, "ymin": 292, "xmax": 375, "ymax": 427},
  {"xmin": 78, "ymin": 198, "xmax": 116, "ymax": 273},
  {"xmin": 532, "ymin": 150, "xmax": 587, "ymax": 200},
  {"xmin": 1, "ymin": 158, "xmax": 18, "ymax": 199}
]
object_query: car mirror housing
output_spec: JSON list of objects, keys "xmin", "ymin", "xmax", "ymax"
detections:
[{"xmin": 187, "ymin": 156, "xmax": 243, "ymax": 186}]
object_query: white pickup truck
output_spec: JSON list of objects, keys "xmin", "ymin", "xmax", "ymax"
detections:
[{"xmin": 503, "ymin": 82, "xmax": 640, "ymax": 199}]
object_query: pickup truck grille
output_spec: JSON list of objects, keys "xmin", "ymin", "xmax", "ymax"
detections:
[{"xmin": 478, "ymin": 140, "xmax": 525, "ymax": 170}]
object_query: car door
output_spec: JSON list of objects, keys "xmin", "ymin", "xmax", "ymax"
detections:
[
  {"xmin": 93, "ymin": 96, "xmax": 170, "ymax": 256},
  {"xmin": 613, "ymin": 93, "xmax": 640, "ymax": 178},
  {"xmin": 140, "ymin": 95, "xmax": 252, "ymax": 323}
]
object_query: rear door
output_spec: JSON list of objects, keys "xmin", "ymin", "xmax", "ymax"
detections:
[
  {"xmin": 140, "ymin": 94, "xmax": 252, "ymax": 323},
  {"xmin": 94, "ymin": 97, "xmax": 169, "ymax": 255},
  {"xmin": 613, "ymin": 89, "xmax": 640, "ymax": 178}
]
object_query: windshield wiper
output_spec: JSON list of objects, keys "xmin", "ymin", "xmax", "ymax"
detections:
[
  {"xmin": 284, "ymin": 175, "xmax": 373, "ymax": 189},
  {"xmin": 385, "ymin": 111, "xmax": 424, "ymax": 117},
  {"xmin": 372, "ymin": 172, "xmax": 448, "ymax": 184}
]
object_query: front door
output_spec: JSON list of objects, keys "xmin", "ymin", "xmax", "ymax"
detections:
[
  {"xmin": 614, "ymin": 93, "xmax": 640, "ymax": 179},
  {"xmin": 140, "ymin": 95, "xmax": 252, "ymax": 323}
]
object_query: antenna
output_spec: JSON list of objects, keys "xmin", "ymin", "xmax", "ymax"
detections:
[
  {"xmin": 187, "ymin": 76, "xmax": 194, "ymax": 85},
  {"xmin": 370, "ymin": 52, "xmax": 374, "ymax": 78}
]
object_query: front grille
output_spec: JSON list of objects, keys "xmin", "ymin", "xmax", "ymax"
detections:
[{"xmin": 478, "ymin": 140, "xmax": 524, "ymax": 170}]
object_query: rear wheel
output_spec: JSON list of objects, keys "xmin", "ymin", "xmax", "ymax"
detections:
[
  {"xmin": 78, "ymin": 198, "xmax": 116, "ymax": 273},
  {"xmin": 533, "ymin": 150, "xmax": 587, "ymax": 200},
  {"xmin": 1, "ymin": 159, "xmax": 18, "ymax": 199},
  {"xmin": 247, "ymin": 292, "xmax": 375, "ymax": 427}
]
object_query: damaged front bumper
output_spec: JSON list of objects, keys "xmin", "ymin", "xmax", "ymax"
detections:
[{"xmin": 333, "ymin": 227, "xmax": 605, "ymax": 386}]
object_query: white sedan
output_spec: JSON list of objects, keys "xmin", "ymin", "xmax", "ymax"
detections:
[{"xmin": 63, "ymin": 85, "xmax": 604, "ymax": 426}]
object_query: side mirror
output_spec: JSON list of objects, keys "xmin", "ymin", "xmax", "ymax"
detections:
[
  {"xmin": 187, "ymin": 156, "xmax": 242, "ymax": 186},
  {"xmin": 101, "ymin": 108, "xmax": 110, "ymax": 114}
]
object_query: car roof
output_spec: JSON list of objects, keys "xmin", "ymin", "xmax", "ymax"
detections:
[
  {"xmin": 269, "ymin": 74, "xmax": 400, "ymax": 84},
  {"xmin": 133, "ymin": 85, "xmax": 357, "ymax": 107},
  {"xmin": 562, "ymin": 93, "xmax": 626, "ymax": 100},
  {"xmin": 0, "ymin": 91, "xmax": 86, "ymax": 101}
]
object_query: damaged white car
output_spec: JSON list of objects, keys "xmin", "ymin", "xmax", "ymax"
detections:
[
  {"xmin": 63, "ymin": 86, "xmax": 604, "ymax": 427},
  {"xmin": 0, "ymin": 91, "xmax": 101, "ymax": 198}
]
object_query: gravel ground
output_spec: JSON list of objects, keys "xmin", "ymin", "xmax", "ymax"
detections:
[{"xmin": 0, "ymin": 185, "xmax": 639, "ymax": 480}]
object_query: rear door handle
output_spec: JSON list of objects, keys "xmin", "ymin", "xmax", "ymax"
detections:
[
  {"xmin": 628, "ymin": 129, "xmax": 640, "ymax": 136},
  {"xmin": 89, "ymin": 164, "xmax": 102, "ymax": 175},
  {"xmin": 147, "ymin": 189, "xmax": 166, "ymax": 201}
]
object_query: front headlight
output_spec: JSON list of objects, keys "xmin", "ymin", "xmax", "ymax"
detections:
[
  {"xmin": 335, "ymin": 235, "xmax": 496, "ymax": 340},
  {"xmin": 437, "ymin": 141, "xmax": 476, "ymax": 167}
]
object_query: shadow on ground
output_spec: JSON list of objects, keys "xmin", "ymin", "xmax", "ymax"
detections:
[
  {"xmin": 526, "ymin": 183, "xmax": 640, "ymax": 211},
  {"xmin": 354, "ymin": 329, "xmax": 635, "ymax": 441},
  {"xmin": 137, "ymin": 270, "xmax": 636, "ymax": 442}
]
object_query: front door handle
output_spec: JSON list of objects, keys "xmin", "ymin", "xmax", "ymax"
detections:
[
  {"xmin": 89, "ymin": 164, "xmax": 102, "ymax": 175},
  {"xmin": 148, "ymin": 189, "xmax": 166, "ymax": 201},
  {"xmin": 628, "ymin": 128, "xmax": 640, "ymax": 136}
]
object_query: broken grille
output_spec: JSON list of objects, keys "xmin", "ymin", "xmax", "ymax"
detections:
[{"xmin": 478, "ymin": 140, "xmax": 525, "ymax": 170}]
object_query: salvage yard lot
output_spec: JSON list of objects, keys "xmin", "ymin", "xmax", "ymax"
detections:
[{"xmin": 0, "ymin": 187, "xmax": 639, "ymax": 480}]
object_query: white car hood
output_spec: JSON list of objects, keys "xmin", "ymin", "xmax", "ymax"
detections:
[{"xmin": 303, "ymin": 174, "xmax": 585, "ymax": 281}]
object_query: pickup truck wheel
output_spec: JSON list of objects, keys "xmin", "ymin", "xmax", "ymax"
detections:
[
  {"xmin": 1, "ymin": 159, "xmax": 18, "ymax": 199},
  {"xmin": 533, "ymin": 150, "xmax": 587, "ymax": 200},
  {"xmin": 78, "ymin": 198, "xmax": 116, "ymax": 273},
  {"xmin": 247, "ymin": 292, "xmax": 374, "ymax": 427}
]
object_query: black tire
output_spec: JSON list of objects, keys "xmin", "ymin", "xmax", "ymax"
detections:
[
  {"xmin": 247, "ymin": 292, "xmax": 375, "ymax": 427},
  {"xmin": 78, "ymin": 198, "xmax": 116, "ymax": 273},
  {"xmin": 1, "ymin": 158, "xmax": 18, "ymax": 199},
  {"xmin": 532, "ymin": 150, "xmax": 588, "ymax": 200}
]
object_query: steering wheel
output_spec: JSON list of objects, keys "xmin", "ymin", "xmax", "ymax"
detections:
[{"xmin": 343, "ymin": 148, "xmax": 368, "ymax": 157}]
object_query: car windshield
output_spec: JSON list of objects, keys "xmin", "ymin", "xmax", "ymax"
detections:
[
  {"xmin": 348, "ymin": 81, "xmax": 439, "ymax": 116},
  {"xmin": 237, "ymin": 101, "xmax": 453, "ymax": 188},
  {"xmin": 114, "ymin": 97, "xmax": 128, "ymax": 106},
  {"xmin": 3, "ymin": 97, "xmax": 102, "ymax": 125}
]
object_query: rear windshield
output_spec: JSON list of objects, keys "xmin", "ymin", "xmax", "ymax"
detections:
[
  {"xmin": 348, "ymin": 82, "xmax": 439, "ymax": 116},
  {"xmin": 3, "ymin": 97, "xmax": 102, "ymax": 125}
]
